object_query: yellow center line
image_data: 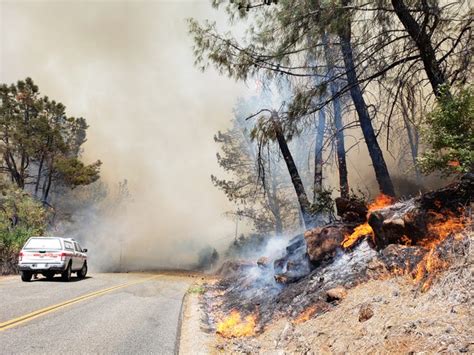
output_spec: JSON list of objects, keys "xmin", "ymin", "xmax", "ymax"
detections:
[{"xmin": 0, "ymin": 274, "xmax": 162, "ymax": 331}]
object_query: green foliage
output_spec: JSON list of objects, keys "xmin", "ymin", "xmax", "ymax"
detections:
[
  {"xmin": 310, "ymin": 188, "xmax": 334, "ymax": 216},
  {"xmin": 418, "ymin": 87, "xmax": 474, "ymax": 175},
  {"xmin": 55, "ymin": 157, "xmax": 102, "ymax": 188},
  {"xmin": 0, "ymin": 77, "xmax": 101, "ymax": 202},
  {"xmin": 0, "ymin": 180, "xmax": 47, "ymax": 274}
]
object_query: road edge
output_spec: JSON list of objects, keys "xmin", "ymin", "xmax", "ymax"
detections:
[{"xmin": 174, "ymin": 290, "xmax": 187, "ymax": 355}]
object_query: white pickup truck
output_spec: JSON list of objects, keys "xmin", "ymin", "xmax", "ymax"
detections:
[{"xmin": 18, "ymin": 237, "xmax": 88, "ymax": 282}]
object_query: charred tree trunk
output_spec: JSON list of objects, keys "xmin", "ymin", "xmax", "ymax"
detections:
[
  {"xmin": 391, "ymin": 0, "xmax": 448, "ymax": 97},
  {"xmin": 322, "ymin": 32, "xmax": 349, "ymax": 198},
  {"xmin": 271, "ymin": 111, "xmax": 313, "ymax": 227},
  {"xmin": 313, "ymin": 108, "xmax": 326, "ymax": 203},
  {"xmin": 2, "ymin": 109, "xmax": 25, "ymax": 189},
  {"xmin": 338, "ymin": 14, "xmax": 395, "ymax": 197},
  {"xmin": 19, "ymin": 106, "xmax": 30, "ymax": 190},
  {"xmin": 34, "ymin": 153, "xmax": 45, "ymax": 197},
  {"xmin": 42, "ymin": 158, "xmax": 54, "ymax": 203},
  {"xmin": 333, "ymin": 94, "xmax": 349, "ymax": 198}
]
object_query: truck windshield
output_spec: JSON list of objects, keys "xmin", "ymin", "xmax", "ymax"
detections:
[{"xmin": 24, "ymin": 238, "xmax": 62, "ymax": 251}]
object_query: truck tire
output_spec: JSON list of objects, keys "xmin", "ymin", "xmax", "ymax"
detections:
[
  {"xmin": 61, "ymin": 263, "xmax": 72, "ymax": 282},
  {"xmin": 77, "ymin": 263, "xmax": 87, "ymax": 279},
  {"xmin": 21, "ymin": 271, "xmax": 32, "ymax": 282}
]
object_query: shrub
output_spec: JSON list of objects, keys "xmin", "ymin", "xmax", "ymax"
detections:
[
  {"xmin": 418, "ymin": 87, "xmax": 474, "ymax": 175},
  {"xmin": 0, "ymin": 181, "xmax": 47, "ymax": 274}
]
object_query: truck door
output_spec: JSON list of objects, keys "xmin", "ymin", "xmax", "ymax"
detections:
[
  {"xmin": 63, "ymin": 240, "xmax": 75, "ymax": 268},
  {"xmin": 76, "ymin": 242, "xmax": 86, "ymax": 269},
  {"xmin": 73, "ymin": 242, "xmax": 83, "ymax": 270}
]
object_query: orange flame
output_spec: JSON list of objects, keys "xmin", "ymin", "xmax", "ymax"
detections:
[
  {"xmin": 341, "ymin": 223, "xmax": 373, "ymax": 248},
  {"xmin": 341, "ymin": 194, "xmax": 395, "ymax": 248},
  {"xmin": 424, "ymin": 211, "xmax": 467, "ymax": 245},
  {"xmin": 293, "ymin": 305, "xmax": 318, "ymax": 324},
  {"xmin": 367, "ymin": 193, "xmax": 395, "ymax": 212},
  {"xmin": 413, "ymin": 210, "xmax": 469, "ymax": 291},
  {"xmin": 216, "ymin": 310, "xmax": 257, "ymax": 338},
  {"xmin": 413, "ymin": 248, "xmax": 449, "ymax": 292}
]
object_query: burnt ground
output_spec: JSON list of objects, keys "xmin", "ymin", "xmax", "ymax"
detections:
[
  {"xmin": 218, "ymin": 258, "xmax": 473, "ymax": 354},
  {"xmin": 193, "ymin": 177, "xmax": 473, "ymax": 353},
  {"xmin": 203, "ymin": 231, "xmax": 473, "ymax": 353},
  {"xmin": 203, "ymin": 232, "xmax": 470, "ymax": 330}
]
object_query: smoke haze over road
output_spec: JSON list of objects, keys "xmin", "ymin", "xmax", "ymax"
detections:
[{"xmin": 0, "ymin": 0, "xmax": 251, "ymax": 268}]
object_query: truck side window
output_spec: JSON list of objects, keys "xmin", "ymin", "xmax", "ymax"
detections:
[
  {"xmin": 64, "ymin": 241, "xmax": 74, "ymax": 251},
  {"xmin": 74, "ymin": 243, "xmax": 81, "ymax": 252}
]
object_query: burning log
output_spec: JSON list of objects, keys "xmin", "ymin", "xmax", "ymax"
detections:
[
  {"xmin": 341, "ymin": 193, "xmax": 395, "ymax": 249},
  {"xmin": 304, "ymin": 225, "xmax": 350, "ymax": 264},
  {"xmin": 343, "ymin": 175, "xmax": 472, "ymax": 250},
  {"xmin": 367, "ymin": 199, "xmax": 422, "ymax": 249},
  {"xmin": 368, "ymin": 202, "xmax": 470, "ymax": 250}
]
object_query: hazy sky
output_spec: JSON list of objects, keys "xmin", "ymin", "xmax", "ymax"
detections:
[{"xmin": 0, "ymin": 0, "xmax": 253, "ymax": 263}]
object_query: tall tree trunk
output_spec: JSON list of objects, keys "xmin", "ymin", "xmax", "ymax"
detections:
[
  {"xmin": 391, "ymin": 0, "xmax": 448, "ymax": 97},
  {"xmin": 271, "ymin": 111, "xmax": 313, "ymax": 227},
  {"xmin": 338, "ymin": 15, "xmax": 395, "ymax": 196},
  {"xmin": 313, "ymin": 108, "xmax": 325, "ymax": 203},
  {"xmin": 42, "ymin": 158, "xmax": 54, "ymax": 203},
  {"xmin": 5, "ymin": 151, "xmax": 23, "ymax": 189},
  {"xmin": 333, "ymin": 93, "xmax": 349, "ymax": 198},
  {"xmin": 34, "ymin": 153, "xmax": 45, "ymax": 197},
  {"xmin": 322, "ymin": 32, "xmax": 349, "ymax": 198},
  {"xmin": 400, "ymin": 92, "xmax": 422, "ymax": 183}
]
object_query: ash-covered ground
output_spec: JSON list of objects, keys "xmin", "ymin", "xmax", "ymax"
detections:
[{"xmin": 193, "ymin": 175, "xmax": 473, "ymax": 353}]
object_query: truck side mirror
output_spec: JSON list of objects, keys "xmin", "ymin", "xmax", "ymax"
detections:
[{"xmin": 82, "ymin": 248, "xmax": 88, "ymax": 253}]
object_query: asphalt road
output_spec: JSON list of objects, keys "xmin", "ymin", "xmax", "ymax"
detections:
[{"xmin": 0, "ymin": 273, "xmax": 192, "ymax": 354}]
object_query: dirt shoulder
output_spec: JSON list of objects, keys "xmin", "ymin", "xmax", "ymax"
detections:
[{"xmin": 179, "ymin": 278, "xmax": 217, "ymax": 355}]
